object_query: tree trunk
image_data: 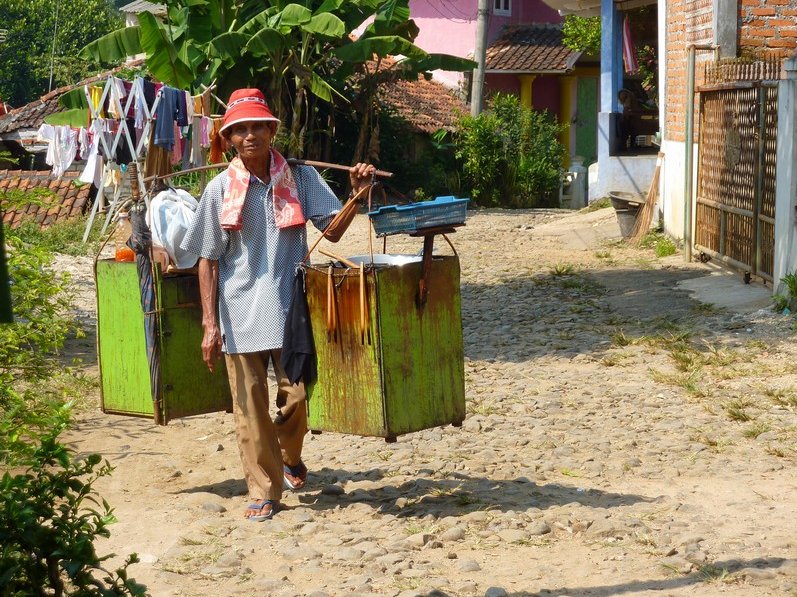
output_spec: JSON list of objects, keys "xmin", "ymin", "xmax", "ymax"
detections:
[{"xmin": 289, "ymin": 84, "xmax": 306, "ymax": 158}]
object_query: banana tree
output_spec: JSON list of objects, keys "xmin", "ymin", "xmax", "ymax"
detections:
[{"xmin": 80, "ymin": 0, "xmax": 474, "ymax": 159}]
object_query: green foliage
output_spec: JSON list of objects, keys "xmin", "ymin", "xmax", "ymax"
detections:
[
  {"xmin": 454, "ymin": 94, "xmax": 565, "ymax": 208},
  {"xmin": 776, "ymin": 271, "xmax": 797, "ymax": 313},
  {"xmin": 581, "ymin": 197, "xmax": 611, "ymax": 213},
  {"xmin": 0, "ymin": 233, "xmax": 147, "ymax": 595},
  {"xmin": 640, "ymin": 231, "xmax": 677, "ymax": 257},
  {"xmin": 6, "ymin": 216, "xmax": 104, "ymax": 258},
  {"xmin": 562, "ymin": 15, "xmax": 601, "ymax": 55},
  {"xmin": 0, "ymin": 0, "xmax": 123, "ymax": 106},
  {"xmin": 79, "ymin": 0, "xmax": 474, "ymax": 160}
]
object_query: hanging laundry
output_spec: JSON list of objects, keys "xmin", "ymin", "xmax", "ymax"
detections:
[
  {"xmin": 199, "ymin": 116, "xmax": 211, "ymax": 148},
  {"xmin": 171, "ymin": 122, "xmax": 183, "ymax": 165},
  {"xmin": 154, "ymin": 87, "xmax": 183, "ymax": 150},
  {"xmin": 78, "ymin": 120, "xmax": 104, "ymax": 187},
  {"xmin": 108, "ymin": 77, "xmax": 128, "ymax": 119},
  {"xmin": 209, "ymin": 117, "xmax": 226, "ymax": 163},
  {"xmin": 185, "ymin": 90, "xmax": 194, "ymax": 122},
  {"xmin": 37, "ymin": 124, "xmax": 78, "ymax": 178},
  {"xmin": 87, "ymin": 85, "xmax": 105, "ymax": 118},
  {"xmin": 623, "ymin": 16, "xmax": 638, "ymax": 75}
]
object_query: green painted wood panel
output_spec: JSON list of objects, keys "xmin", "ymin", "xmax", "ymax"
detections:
[
  {"xmin": 376, "ymin": 256, "xmax": 465, "ymax": 435},
  {"xmin": 305, "ymin": 268, "xmax": 386, "ymax": 436},
  {"xmin": 305, "ymin": 256, "xmax": 465, "ymax": 438},
  {"xmin": 576, "ymin": 77, "xmax": 598, "ymax": 167},
  {"xmin": 156, "ymin": 272, "xmax": 232, "ymax": 422},
  {"xmin": 95, "ymin": 259, "xmax": 153, "ymax": 416}
]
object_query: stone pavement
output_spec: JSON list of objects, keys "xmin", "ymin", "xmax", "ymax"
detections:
[{"xmin": 64, "ymin": 207, "xmax": 797, "ymax": 596}]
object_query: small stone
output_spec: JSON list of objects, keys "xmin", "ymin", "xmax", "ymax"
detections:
[
  {"xmin": 202, "ymin": 502, "xmax": 227, "ymax": 513},
  {"xmin": 528, "ymin": 521, "xmax": 551, "ymax": 536},
  {"xmin": 138, "ymin": 553, "xmax": 158, "ymax": 564},
  {"xmin": 216, "ymin": 551, "xmax": 242, "ymax": 568},
  {"xmin": 405, "ymin": 533, "xmax": 431, "ymax": 548},
  {"xmin": 321, "ymin": 484, "xmax": 345, "ymax": 496},
  {"xmin": 335, "ymin": 547, "xmax": 363, "ymax": 561},
  {"xmin": 458, "ymin": 559, "xmax": 481, "ymax": 572},
  {"xmin": 440, "ymin": 526, "xmax": 466, "ymax": 542},
  {"xmin": 485, "ymin": 588, "xmax": 508, "ymax": 597}
]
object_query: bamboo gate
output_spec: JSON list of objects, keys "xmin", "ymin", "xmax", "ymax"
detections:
[{"xmin": 694, "ymin": 57, "xmax": 782, "ymax": 282}]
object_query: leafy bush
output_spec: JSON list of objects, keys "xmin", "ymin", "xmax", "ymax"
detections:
[
  {"xmin": 0, "ymin": 230, "xmax": 146, "ymax": 595},
  {"xmin": 640, "ymin": 231, "xmax": 677, "ymax": 257},
  {"xmin": 454, "ymin": 94, "xmax": 565, "ymax": 208},
  {"xmin": 562, "ymin": 15, "xmax": 601, "ymax": 55}
]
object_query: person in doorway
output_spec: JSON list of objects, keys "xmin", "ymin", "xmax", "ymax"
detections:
[{"xmin": 181, "ymin": 88, "xmax": 374, "ymax": 521}]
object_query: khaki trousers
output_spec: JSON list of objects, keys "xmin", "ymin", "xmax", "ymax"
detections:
[{"xmin": 224, "ymin": 350, "xmax": 307, "ymax": 501}]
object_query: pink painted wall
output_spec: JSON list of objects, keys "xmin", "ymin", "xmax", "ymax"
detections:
[
  {"xmin": 409, "ymin": 0, "xmax": 562, "ymax": 87},
  {"xmin": 484, "ymin": 73, "xmax": 561, "ymax": 115}
]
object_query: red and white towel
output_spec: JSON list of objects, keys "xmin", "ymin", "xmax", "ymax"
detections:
[{"xmin": 220, "ymin": 148, "xmax": 305, "ymax": 231}]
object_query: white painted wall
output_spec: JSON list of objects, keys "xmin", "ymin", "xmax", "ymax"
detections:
[
  {"xmin": 773, "ymin": 56, "xmax": 797, "ymax": 295},
  {"xmin": 659, "ymin": 139, "xmax": 687, "ymax": 241}
]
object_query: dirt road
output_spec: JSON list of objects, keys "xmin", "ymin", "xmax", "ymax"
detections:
[{"xmin": 61, "ymin": 206, "xmax": 797, "ymax": 596}]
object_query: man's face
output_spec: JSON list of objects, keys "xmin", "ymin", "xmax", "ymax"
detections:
[{"xmin": 227, "ymin": 121, "xmax": 276, "ymax": 160}]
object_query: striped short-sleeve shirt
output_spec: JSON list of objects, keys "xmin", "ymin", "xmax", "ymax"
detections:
[{"xmin": 181, "ymin": 165, "xmax": 341, "ymax": 354}]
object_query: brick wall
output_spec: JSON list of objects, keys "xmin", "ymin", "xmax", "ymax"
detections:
[
  {"xmin": 665, "ymin": 0, "xmax": 713, "ymax": 141},
  {"xmin": 665, "ymin": 0, "xmax": 797, "ymax": 142},
  {"xmin": 739, "ymin": 0, "xmax": 797, "ymax": 52}
]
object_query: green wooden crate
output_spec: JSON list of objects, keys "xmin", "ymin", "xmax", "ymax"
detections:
[
  {"xmin": 95, "ymin": 259, "xmax": 231, "ymax": 423},
  {"xmin": 304, "ymin": 255, "xmax": 465, "ymax": 439}
]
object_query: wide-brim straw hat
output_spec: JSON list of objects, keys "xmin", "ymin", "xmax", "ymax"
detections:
[{"xmin": 220, "ymin": 88, "xmax": 280, "ymax": 134}]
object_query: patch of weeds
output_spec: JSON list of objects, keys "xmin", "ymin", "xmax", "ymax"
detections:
[
  {"xmin": 640, "ymin": 232, "xmax": 678, "ymax": 258},
  {"xmin": 467, "ymin": 401, "xmax": 499, "ymax": 416},
  {"xmin": 698, "ymin": 563, "xmax": 732, "ymax": 583},
  {"xmin": 765, "ymin": 445, "xmax": 788, "ymax": 458},
  {"xmin": 405, "ymin": 522, "xmax": 436, "ymax": 535},
  {"xmin": 601, "ymin": 351, "xmax": 633, "ymax": 367},
  {"xmin": 595, "ymin": 250, "xmax": 616, "ymax": 265},
  {"xmin": 550, "ymin": 263, "xmax": 576, "ymax": 276},
  {"xmin": 649, "ymin": 369, "xmax": 707, "ymax": 397},
  {"xmin": 179, "ymin": 536, "xmax": 206, "ymax": 547},
  {"xmin": 691, "ymin": 302, "xmax": 722, "ymax": 316},
  {"xmin": 773, "ymin": 294, "xmax": 790, "ymax": 313},
  {"xmin": 702, "ymin": 342, "xmax": 742, "ymax": 367},
  {"xmin": 743, "ymin": 421, "xmax": 771, "ymax": 439},
  {"xmin": 745, "ymin": 339, "xmax": 768, "ymax": 351},
  {"xmin": 375, "ymin": 449, "xmax": 394, "ymax": 462},
  {"xmin": 560, "ymin": 468, "xmax": 581, "ymax": 477},
  {"xmin": 764, "ymin": 387, "xmax": 797, "ymax": 409},
  {"xmin": 581, "ymin": 197, "xmax": 611, "ymax": 212},
  {"xmin": 455, "ymin": 492, "xmax": 480, "ymax": 506},
  {"xmin": 557, "ymin": 330, "xmax": 575, "ymax": 340},
  {"xmin": 611, "ymin": 329, "xmax": 634, "ymax": 347},
  {"xmin": 724, "ymin": 399, "xmax": 753, "ymax": 422}
]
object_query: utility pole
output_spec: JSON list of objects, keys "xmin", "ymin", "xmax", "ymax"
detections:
[
  {"xmin": 471, "ymin": 0, "xmax": 489, "ymax": 116},
  {"xmin": 48, "ymin": 0, "xmax": 61, "ymax": 92}
]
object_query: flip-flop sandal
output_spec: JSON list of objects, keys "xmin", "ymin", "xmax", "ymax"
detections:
[
  {"xmin": 246, "ymin": 499, "xmax": 277, "ymax": 522},
  {"xmin": 283, "ymin": 461, "xmax": 307, "ymax": 490}
]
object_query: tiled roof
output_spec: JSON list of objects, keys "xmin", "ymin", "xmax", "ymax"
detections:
[
  {"xmin": 380, "ymin": 77, "xmax": 466, "ymax": 133},
  {"xmin": 485, "ymin": 23, "xmax": 582, "ymax": 73},
  {"xmin": 0, "ymin": 170, "xmax": 93, "ymax": 228},
  {"xmin": 0, "ymin": 61, "xmax": 144, "ymax": 135},
  {"xmin": 370, "ymin": 58, "xmax": 467, "ymax": 134}
]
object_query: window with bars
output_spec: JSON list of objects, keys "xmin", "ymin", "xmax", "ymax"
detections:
[{"xmin": 493, "ymin": 0, "xmax": 511, "ymax": 16}]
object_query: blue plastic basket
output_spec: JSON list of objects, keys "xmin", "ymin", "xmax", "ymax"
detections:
[{"xmin": 368, "ymin": 196, "xmax": 469, "ymax": 237}]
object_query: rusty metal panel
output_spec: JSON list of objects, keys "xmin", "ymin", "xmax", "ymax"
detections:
[
  {"xmin": 305, "ymin": 256, "xmax": 465, "ymax": 438},
  {"xmin": 305, "ymin": 266, "xmax": 386, "ymax": 436},
  {"xmin": 376, "ymin": 256, "xmax": 465, "ymax": 436}
]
